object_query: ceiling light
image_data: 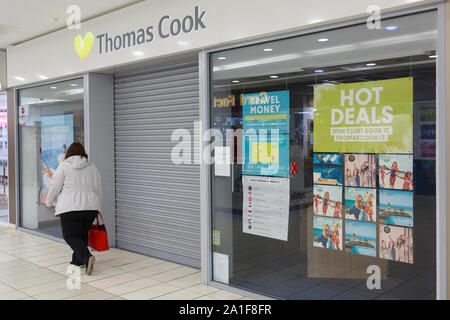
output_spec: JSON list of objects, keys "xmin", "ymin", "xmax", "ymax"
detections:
[
  {"xmin": 213, "ymin": 53, "xmax": 301, "ymax": 72},
  {"xmin": 270, "ymin": 75, "xmax": 279, "ymax": 79},
  {"xmin": 318, "ymin": 38, "xmax": 329, "ymax": 42},
  {"xmin": 232, "ymin": 80, "xmax": 240, "ymax": 83},
  {"xmin": 217, "ymin": 56, "xmax": 227, "ymax": 60},
  {"xmin": 50, "ymin": 86, "xmax": 57, "ymax": 89},
  {"xmin": 315, "ymin": 70, "xmax": 324, "ymax": 74},
  {"xmin": 70, "ymin": 84, "xmax": 78, "ymax": 87},
  {"xmin": 366, "ymin": 63, "xmax": 377, "ymax": 66},
  {"xmin": 429, "ymin": 55, "xmax": 438, "ymax": 59},
  {"xmin": 384, "ymin": 25, "xmax": 399, "ymax": 31},
  {"xmin": 263, "ymin": 48, "xmax": 273, "ymax": 52}
]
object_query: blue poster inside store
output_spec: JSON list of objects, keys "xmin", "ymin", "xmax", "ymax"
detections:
[
  {"xmin": 242, "ymin": 133, "xmax": 290, "ymax": 177},
  {"xmin": 242, "ymin": 90, "xmax": 290, "ymax": 133},
  {"xmin": 241, "ymin": 90, "xmax": 290, "ymax": 177},
  {"xmin": 40, "ymin": 114, "xmax": 74, "ymax": 204}
]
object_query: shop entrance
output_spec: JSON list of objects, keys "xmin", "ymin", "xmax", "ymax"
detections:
[{"xmin": 17, "ymin": 78, "xmax": 85, "ymax": 238}]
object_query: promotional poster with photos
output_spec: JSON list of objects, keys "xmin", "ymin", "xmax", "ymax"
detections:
[{"xmin": 313, "ymin": 152, "xmax": 414, "ymax": 264}]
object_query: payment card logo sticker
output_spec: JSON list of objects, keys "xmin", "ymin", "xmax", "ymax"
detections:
[{"xmin": 74, "ymin": 32, "xmax": 94, "ymax": 60}]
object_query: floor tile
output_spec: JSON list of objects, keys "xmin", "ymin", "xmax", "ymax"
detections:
[
  {"xmin": 117, "ymin": 258, "xmax": 167, "ymax": 272},
  {"xmin": 6, "ymin": 273, "xmax": 66, "ymax": 290},
  {"xmin": 153, "ymin": 288, "xmax": 204, "ymax": 300},
  {"xmin": 21, "ymin": 279, "xmax": 73, "ymax": 296},
  {"xmin": 0, "ymin": 289, "xmax": 29, "ymax": 300},
  {"xmin": 67, "ymin": 290, "xmax": 116, "ymax": 300},
  {"xmin": 204, "ymin": 290, "xmax": 243, "ymax": 300},
  {"xmin": 103, "ymin": 278, "xmax": 161, "ymax": 296},
  {"xmin": 184, "ymin": 284, "xmax": 220, "ymax": 296},
  {"xmin": 88, "ymin": 272, "xmax": 143, "ymax": 289},
  {"xmin": 120, "ymin": 283, "xmax": 181, "ymax": 300},
  {"xmin": 33, "ymin": 284, "xmax": 98, "ymax": 300},
  {"xmin": 167, "ymin": 272, "xmax": 202, "ymax": 288},
  {"xmin": 133, "ymin": 262, "xmax": 184, "ymax": 277},
  {"xmin": 149, "ymin": 267, "xmax": 199, "ymax": 282}
]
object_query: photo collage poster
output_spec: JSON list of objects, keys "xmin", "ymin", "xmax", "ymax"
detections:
[
  {"xmin": 313, "ymin": 153, "xmax": 414, "ymax": 263},
  {"xmin": 312, "ymin": 78, "xmax": 414, "ymax": 264}
]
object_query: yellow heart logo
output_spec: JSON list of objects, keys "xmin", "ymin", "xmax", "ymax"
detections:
[{"xmin": 74, "ymin": 32, "xmax": 94, "ymax": 60}]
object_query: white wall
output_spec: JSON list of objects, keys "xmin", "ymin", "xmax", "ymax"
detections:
[{"xmin": 6, "ymin": 0, "xmax": 439, "ymax": 87}]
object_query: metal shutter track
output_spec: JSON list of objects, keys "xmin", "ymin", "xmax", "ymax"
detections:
[{"xmin": 114, "ymin": 57, "xmax": 200, "ymax": 268}]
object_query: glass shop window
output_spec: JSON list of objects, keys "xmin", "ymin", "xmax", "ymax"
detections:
[{"xmin": 209, "ymin": 10, "xmax": 437, "ymax": 299}]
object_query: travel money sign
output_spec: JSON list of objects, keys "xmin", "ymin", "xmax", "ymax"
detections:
[{"xmin": 313, "ymin": 77, "xmax": 413, "ymax": 154}]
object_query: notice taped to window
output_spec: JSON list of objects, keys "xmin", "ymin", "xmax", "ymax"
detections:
[
  {"xmin": 242, "ymin": 175, "xmax": 290, "ymax": 241},
  {"xmin": 313, "ymin": 77, "xmax": 413, "ymax": 154}
]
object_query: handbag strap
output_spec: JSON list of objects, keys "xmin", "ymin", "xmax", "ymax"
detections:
[{"xmin": 94, "ymin": 213, "xmax": 105, "ymax": 227}]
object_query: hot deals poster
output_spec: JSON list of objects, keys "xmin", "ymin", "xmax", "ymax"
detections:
[{"xmin": 313, "ymin": 78, "xmax": 413, "ymax": 154}]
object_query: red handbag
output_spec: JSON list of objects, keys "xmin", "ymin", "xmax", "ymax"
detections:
[{"xmin": 88, "ymin": 213, "xmax": 109, "ymax": 252}]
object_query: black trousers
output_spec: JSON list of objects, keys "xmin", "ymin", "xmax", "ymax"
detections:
[{"xmin": 59, "ymin": 210, "xmax": 99, "ymax": 266}]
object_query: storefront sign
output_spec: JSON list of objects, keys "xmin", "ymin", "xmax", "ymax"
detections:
[
  {"xmin": 243, "ymin": 175, "xmax": 290, "ymax": 241},
  {"xmin": 242, "ymin": 91, "xmax": 289, "ymax": 132},
  {"xmin": 313, "ymin": 77, "xmax": 413, "ymax": 154}
]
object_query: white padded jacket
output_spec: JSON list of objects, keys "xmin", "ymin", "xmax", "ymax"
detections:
[{"xmin": 45, "ymin": 156, "xmax": 102, "ymax": 215}]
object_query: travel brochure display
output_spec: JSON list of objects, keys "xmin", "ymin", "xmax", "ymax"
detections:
[
  {"xmin": 313, "ymin": 77, "xmax": 413, "ymax": 154},
  {"xmin": 241, "ymin": 90, "xmax": 291, "ymax": 241},
  {"xmin": 242, "ymin": 176, "xmax": 290, "ymax": 241},
  {"xmin": 312, "ymin": 77, "xmax": 414, "ymax": 264}
]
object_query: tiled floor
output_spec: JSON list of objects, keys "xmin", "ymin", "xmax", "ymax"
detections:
[{"xmin": 0, "ymin": 224, "xmax": 251, "ymax": 300}]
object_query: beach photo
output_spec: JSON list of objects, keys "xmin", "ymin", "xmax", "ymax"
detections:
[
  {"xmin": 379, "ymin": 189, "xmax": 414, "ymax": 227},
  {"xmin": 379, "ymin": 224, "xmax": 413, "ymax": 264},
  {"xmin": 344, "ymin": 187, "xmax": 377, "ymax": 222},
  {"xmin": 313, "ymin": 216, "xmax": 342, "ymax": 251},
  {"xmin": 379, "ymin": 154, "xmax": 413, "ymax": 190},
  {"xmin": 313, "ymin": 185, "xmax": 343, "ymax": 218},
  {"xmin": 313, "ymin": 153, "xmax": 343, "ymax": 185},
  {"xmin": 344, "ymin": 154, "xmax": 376, "ymax": 188},
  {"xmin": 344, "ymin": 220, "xmax": 377, "ymax": 257}
]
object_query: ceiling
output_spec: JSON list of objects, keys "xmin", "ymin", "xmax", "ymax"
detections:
[
  {"xmin": 0, "ymin": 0, "xmax": 144, "ymax": 49},
  {"xmin": 211, "ymin": 10, "xmax": 437, "ymax": 83}
]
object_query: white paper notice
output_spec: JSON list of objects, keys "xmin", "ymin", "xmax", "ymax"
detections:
[
  {"xmin": 242, "ymin": 175, "xmax": 290, "ymax": 241},
  {"xmin": 214, "ymin": 146, "xmax": 231, "ymax": 177},
  {"xmin": 213, "ymin": 252, "xmax": 229, "ymax": 284}
]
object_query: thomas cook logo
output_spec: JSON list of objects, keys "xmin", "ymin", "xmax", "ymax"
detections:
[{"xmin": 74, "ymin": 32, "xmax": 94, "ymax": 60}]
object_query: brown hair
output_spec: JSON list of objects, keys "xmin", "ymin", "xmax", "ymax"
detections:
[{"xmin": 65, "ymin": 142, "xmax": 88, "ymax": 160}]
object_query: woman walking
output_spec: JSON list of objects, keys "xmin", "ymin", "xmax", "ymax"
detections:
[{"xmin": 44, "ymin": 142, "xmax": 102, "ymax": 275}]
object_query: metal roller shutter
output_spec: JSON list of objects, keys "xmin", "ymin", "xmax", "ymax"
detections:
[{"xmin": 114, "ymin": 55, "xmax": 200, "ymax": 268}]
